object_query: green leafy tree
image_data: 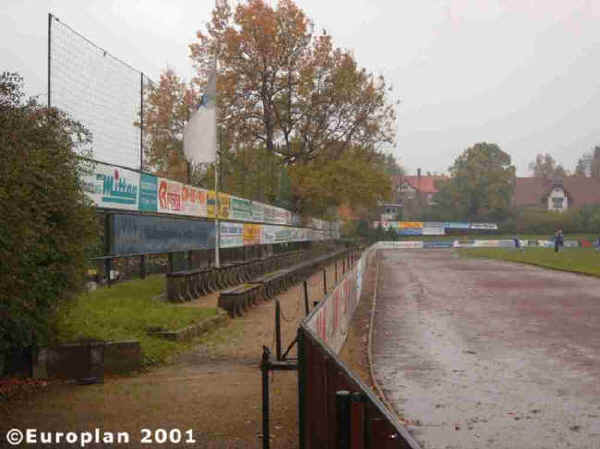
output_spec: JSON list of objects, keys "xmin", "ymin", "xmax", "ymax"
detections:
[
  {"xmin": 433, "ymin": 142, "xmax": 516, "ymax": 220},
  {"xmin": 289, "ymin": 148, "xmax": 391, "ymax": 217},
  {"xmin": 0, "ymin": 72, "xmax": 99, "ymax": 357}
]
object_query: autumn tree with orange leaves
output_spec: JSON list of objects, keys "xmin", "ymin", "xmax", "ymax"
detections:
[
  {"xmin": 144, "ymin": 0, "xmax": 397, "ymax": 216},
  {"xmin": 142, "ymin": 69, "xmax": 197, "ymax": 183}
]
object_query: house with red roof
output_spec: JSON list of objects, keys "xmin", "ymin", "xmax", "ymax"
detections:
[
  {"xmin": 513, "ymin": 176, "xmax": 600, "ymax": 212},
  {"xmin": 392, "ymin": 169, "xmax": 445, "ymax": 206}
]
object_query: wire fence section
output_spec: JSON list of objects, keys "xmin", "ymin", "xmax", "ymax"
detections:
[{"xmin": 49, "ymin": 14, "xmax": 150, "ymax": 171}]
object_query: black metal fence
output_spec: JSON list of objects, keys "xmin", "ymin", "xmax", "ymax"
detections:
[{"xmin": 297, "ymin": 245, "xmax": 421, "ymax": 449}]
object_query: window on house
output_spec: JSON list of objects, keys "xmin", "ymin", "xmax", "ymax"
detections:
[{"xmin": 552, "ymin": 197, "xmax": 564, "ymax": 209}]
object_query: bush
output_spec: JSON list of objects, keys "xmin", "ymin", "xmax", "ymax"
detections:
[
  {"xmin": 512, "ymin": 205, "xmax": 600, "ymax": 235},
  {"xmin": 0, "ymin": 72, "xmax": 99, "ymax": 356}
]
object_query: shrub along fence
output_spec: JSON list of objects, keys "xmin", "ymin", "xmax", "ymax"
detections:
[{"xmin": 297, "ymin": 244, "xmax": 421, "ymax": 449}]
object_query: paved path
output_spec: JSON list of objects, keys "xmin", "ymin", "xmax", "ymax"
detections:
[{"xmin": 372, "ymin": 250, "xmax": 600, "ymax": 449}]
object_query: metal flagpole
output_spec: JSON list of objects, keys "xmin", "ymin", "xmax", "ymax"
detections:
[
  {"xmin": 215, "ymin": 126, "xmax": 220, "ymax": 268},
  {"xmin": 214, "ymin": 33, "xmax": 221, "ymax": 268}
]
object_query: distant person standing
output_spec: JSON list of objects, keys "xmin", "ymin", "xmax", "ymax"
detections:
[
  {"xmin": 554, "ymin": 229, "xmax": 564, "ymax": 253},
  {"xmin": 596, "ymin": 235, "xmax": 600, "ymax": 252},
  {"xmin": 513, "ymin": 235, "xmax": 522, "ymax": 251}
]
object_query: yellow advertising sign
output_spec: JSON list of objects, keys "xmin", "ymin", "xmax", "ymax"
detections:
[
  {"xmin": 397, "ymin": 221, "xmax": 424, "ymax": 229},
  {"xmin": 218, "ymin": 193, "xmax": 231, "ymax": 219},
  {"xmin": 243, "ymin": 223, "xmax": 262, "ymax": 245},
  {"xmin": 207, "ymin": 191, "xmax": 216, "ymax": 218}
]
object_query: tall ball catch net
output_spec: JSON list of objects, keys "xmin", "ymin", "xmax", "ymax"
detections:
[{"xmin": 49, "ymin": 15, "xmax": 142, "ymax": 170}]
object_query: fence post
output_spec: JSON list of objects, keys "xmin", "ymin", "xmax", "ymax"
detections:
[
  {"xmin": 297, "ymin": 328, "xmax": 306, "ymax": 449},
  {"xmin": 275, "ymin": 300, "xmax": 282, "ymax": 361},
  {"xmin": 323, "ymin": 269, "xmax": 327, "ymax": 295},
  {"xmin": 261, "ymin": 346, "xmax": 271, "ymax": 449},
  {"xmin": 350, "ymin": 392, "xmax": 365, "ymax": 449},
  {"xmin": 187, "ymin": 250, "xmax": 193, "ymax": 270},
  {"xmin": 303, "ymin": 280, "xmax": 309, "ymax": 315},
  {"xmin": 140, "ymin": 255, "xmax": 146, "ymax": 279},
  {"xmin": 336, "ymin": 391, "xmax": 351, "ymax": 449}
]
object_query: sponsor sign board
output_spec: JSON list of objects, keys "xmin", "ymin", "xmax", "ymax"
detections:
[
  {"xmin": 110, "ymin": 214, "xmax": 214, "ymax": 255},
  {"xmin": 473, "ymin": 240, "xmax": 500, "ymax": 247},
  {"xmin": 423, "ymin": 241, "xmax": 453, "ymax": 248},
  {"xmin": 398, "ymin": 228, "xmax": 423, "ymax": 236},
  {"xmin": 220, "ymin": 222, "xmax": 243, "ymax": 248},
  {"xmin": 306, "ymin": 246, "xmax": 373, "ymax": 353},
  {"xmin": 398, "ymin": 221, "xmax": 424, "ymax": 229},
  {"xmin": 158, "ymin": 178, "xmax": 183, "ymax": 214},
  {"xmin": 243, "ymin": 223, "xmax": 262, "ymax": 246},
  {"xmin": 250, "ymin": 202, "xmax": 265, "ymax": 223},
  {"xmin": 82, "ymin": 164, "xmax": 140, "ymax": 210},
  {"xmin": 470, "ymin": 223, "xmax": 499, "ymax": 230},
  {"xmin": 378, "ymin": 241, "xmax": 424, "ymax": 249},
  {"xmin": 444, "ymin": 222, "xmax": 470, "ymax": 229},
  {"xmin": 138, "ymin": 173, "xmax": 158, "ymax": 212}
]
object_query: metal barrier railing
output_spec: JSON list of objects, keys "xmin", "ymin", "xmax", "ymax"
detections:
[{"xmin": 297, "ymin": 244, "xmax": 421, "ymax": 449}]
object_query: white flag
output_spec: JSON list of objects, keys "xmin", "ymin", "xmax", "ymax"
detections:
[{"xmin": 183, "ymin": 67, "xmax": 217, "ymax": 164}]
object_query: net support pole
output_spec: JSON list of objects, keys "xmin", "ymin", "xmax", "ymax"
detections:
[
  {"xmin": 140, "ymin": 73, "xmax": 144, "ymax": 171},
  {"xmin": 47, "ymin": 13, "xmax": 52, "ymax": 108}
]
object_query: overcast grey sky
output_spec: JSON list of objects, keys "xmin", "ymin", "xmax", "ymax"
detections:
[{"xmin": 2, "ymin": 0, "xmax": 600, "ymax": 176}]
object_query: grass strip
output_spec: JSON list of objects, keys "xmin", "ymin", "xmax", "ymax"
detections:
[
  {"xmin": 459, "ymin": 247, "xmax": 600, "ymax": 278},
  {"xmin": 55, "ymin": 275, "xmax": 217, "ymax": 366}
]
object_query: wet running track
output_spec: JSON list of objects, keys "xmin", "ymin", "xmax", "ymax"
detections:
[{"xmin": 372, "ymin": 250, "xmax": 600, "ymax": 449}]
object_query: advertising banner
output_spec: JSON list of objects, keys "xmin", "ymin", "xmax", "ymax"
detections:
[
  {"xmin": 82, "ymin": 164, "xmax": 140, "ymax": 210},
  {"xmin": 261, "ymin": 225, "xmax": 279, "ymax": 244},
  {"xmin": 138, "ymin": 173, "xmax": 158, "ymax": 212},
  {"xmin": 473, "ymin": 240, "xmax": 500, "ymax": 247},
  {"xmin": 243, "ymin": 223, "xmax": 262, "ymax": 246},
  {"xmin": 453, "ymin": 240, "xmax": 475, "ymax": 248},
  {"xmin": 398, "ymin": 228, "xmax": 423, "ymax": 236},
  {"xmin": 158, "ymin": 178, "xmax": 183, "ymax": 214},
  {"xmin": 398, "ymin": 221, "xmax": 424, "ymax": 229},
  {"xmin": 110, "ymin": 214, "xmax": 214, "ymax": 255},
  {"xmin": 220, "ymin": 221, "xmax": 243, "ymax": 248},
  {"xmin": 306, "ymin": 246, "xmax": 374, "ymax": 354},
  {"xmin": 250, "ymin": 201, "xmax": 265, "ymax": 223},
  {"xmin": 218, "ymin": 193, "xmax": 232, "ymax": 219},
  {"xmin": 378, "ymin": 241, "xmax": 424, "ymax": 249},
  {"xmin": 207, "ymin": 191, "xmax": 216, "ymax": 218},
  {"xmin": 470, "ymin": 223, "xmax": 498, "ymax": 230},
  {"xmin": 230, "ymin": 196, "xmax": 252, "ymax": 221},
  {"xmin": 422, "ymin": 222, "xmax": 445, "ymax": 236},
  {"xmin": 84, "ymin": 163, "xmax": 337, "ymax": 232},
  {"xmin": 537, "ymin": 240, "xmax": 554, "ymax": 248},
  {"xmin": 423, "ymin": 241, "xmax": 453, "ymax": 248},
  {"xmin": 444, "ymin": 222, "xmax": 470, "ymax": 229},
  {"xmin": 182, "ymin": 185, "xmax": 208, "ymax": 217},
  {"xmin": 497, "ymin": 240, "xmax": 516, "ymax": 248}
]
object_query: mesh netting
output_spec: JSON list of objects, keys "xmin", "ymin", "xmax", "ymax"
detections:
[{"xmin": 50, "ymin": 16, "xmax": 142, "ymax": 170}]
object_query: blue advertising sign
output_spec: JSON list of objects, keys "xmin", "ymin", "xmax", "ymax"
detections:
[
  {"xmin": 423, "ymin": 241, "xmax": 453, "ymax": 248},
  {"xmin": 138, "ymin": 173, "xmax": 158, "ymax": 212},
  {"xmin": 444, "ymin": 222, "xmax": 470, "ymax": 229},
  {"xmin": 110, "ymin": 214, "xmax": 215, "ymax": 255}
]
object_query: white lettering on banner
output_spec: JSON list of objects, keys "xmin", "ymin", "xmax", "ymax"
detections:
[{"xmin": 82, "ymin": 164, "xmax": 140, "ymax": 210}]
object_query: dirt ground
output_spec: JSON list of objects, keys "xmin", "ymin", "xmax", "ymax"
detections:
[
  {"xmin": 372, "ymin": 249, "xmax": 600, "ymax": 449},
  {"xmin": 0, "ymin": 263, "xmax": 344, "ymax": 449}
]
